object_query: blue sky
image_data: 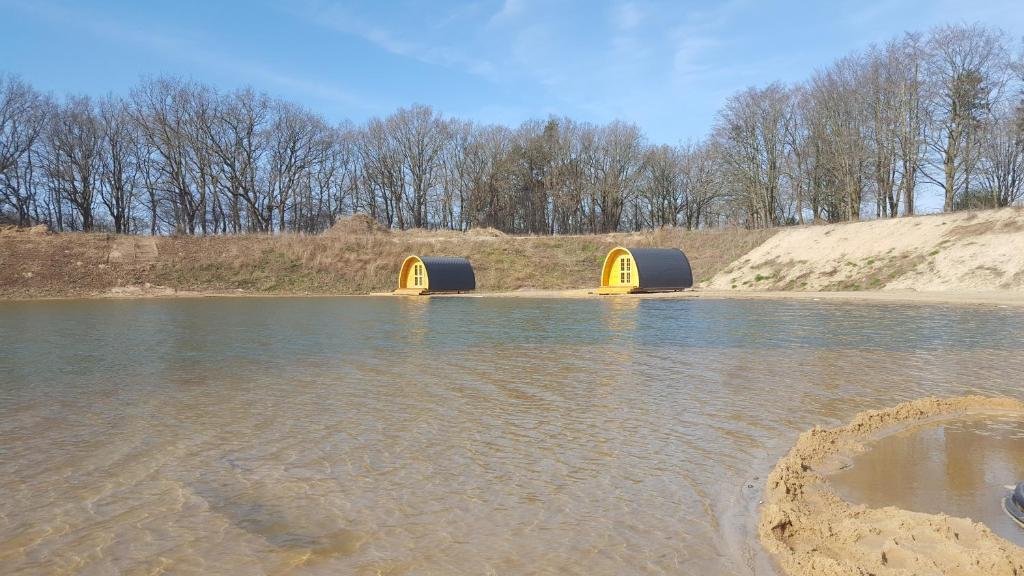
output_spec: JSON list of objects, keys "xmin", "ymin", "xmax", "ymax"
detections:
[{"xmin": 2, "ymin": 0, "xmax": 1022, "ymax": 145}]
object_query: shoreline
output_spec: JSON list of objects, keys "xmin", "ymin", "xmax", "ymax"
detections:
[{"xmin": 4, "ymin": 287, "xmax": 1024, "ymax": 307}]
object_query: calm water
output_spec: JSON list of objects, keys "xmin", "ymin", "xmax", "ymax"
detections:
[
  {"xmin": 1, "ymin": 297, "xmax": 1023, "ymax": 575},
  {"xmin": 831, "ymin": 415, "xmax": 1024, "ymax": 547}
]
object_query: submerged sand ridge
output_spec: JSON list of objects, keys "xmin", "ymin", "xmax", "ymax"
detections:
[{"xmin": 761, "ymin": 396, "xmax": 1024, "ymax": 576}]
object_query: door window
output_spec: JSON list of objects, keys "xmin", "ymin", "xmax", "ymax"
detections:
[{"xmin": 619, "ymin": 257, "xmax": 632, "ymax": 284}]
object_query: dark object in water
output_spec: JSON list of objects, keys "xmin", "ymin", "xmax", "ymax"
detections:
[{"xmin": 1005, "ymin": 482, "xmax": 1024, "ymax": 528}]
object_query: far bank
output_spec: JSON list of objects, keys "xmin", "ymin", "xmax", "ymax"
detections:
[{"xmin": 2, "ymin": 207, "xmax": 1023, "ymax": 301}]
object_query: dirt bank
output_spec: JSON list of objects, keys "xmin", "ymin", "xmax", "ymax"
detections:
[
  {"xmin": 709, "ymin": 208, "xmax": 1024, "ymax": 292},
  {"xmin": 761, "ymin": 396, "xmax": 1024, "ymax": 576},
  {"xmin": 5, "ymin": 208, "xmax": 1024, "ymax": 300},
  {"xmin": 0, "ymin": 224, "xmax": 772, "ymax": 299}
]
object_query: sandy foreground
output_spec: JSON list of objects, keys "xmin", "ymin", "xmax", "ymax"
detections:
[{"xmin": 761, "ymin": 396, "xmax": 1024, "ymax": 576}]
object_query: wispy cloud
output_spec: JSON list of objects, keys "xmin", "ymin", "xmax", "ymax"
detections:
[
  {"xmin": 612, "ymin": 1, "xmax": 643, "ymax": 31},
  {"xmin": 4, "ymin": 0, "xmax": 365, "ymax": 109},
  {"xmin": 488, "ymin": 0, "xmax": 527, "ymax": 27},
  {"xmin": 291, "ymin": 0, "xmax": 497, "ymax": 79}
]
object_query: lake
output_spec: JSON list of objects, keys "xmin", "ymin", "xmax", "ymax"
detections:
[{"xmin": 1, "ymin": 297, "xmax": 1023, "ymax": 575}]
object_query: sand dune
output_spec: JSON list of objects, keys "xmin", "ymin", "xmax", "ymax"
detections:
[{"xmin": 708, "ymin": 208, "xmax": 1024, "ymax": 293}]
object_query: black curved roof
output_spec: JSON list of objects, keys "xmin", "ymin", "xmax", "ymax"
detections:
[
  {"xmin": 627, "ymin": 248, "xmax": 693, "ymax": 290},
  {"xmin": 420, "ymin": 256, "xmax": 476, "ymax": 292}
]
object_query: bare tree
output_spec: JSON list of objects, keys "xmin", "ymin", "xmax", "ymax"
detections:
[
  {"xmin": 265, "ymin": 101, "xmax": 326, "ymax": 232},
  {"xmin": 44, "ymin": 96, "xmax": 104, "ymax": 231},
  {"xmin": 715, "ymin": 83, "xmax": 792, "ymax": 227},
  {"xmin": 891, "ymin": 34, "xmax": 927, "ymax": 216},
  {"xmin": 807, "ymin": 57, "xmax": 871, "ymax": 221},
  {"xmin": 977, "ymin": 103, "xmax": 1024, "ymax": 207},
  {"xmin": 131, "ymin": 78, "xmax": 206, "ymax": 234},
  {"xmin": 0, "ymin": 76, "xmax": 49, "ymax": 226},
  {"xmin": 924, "ymin": 24, "xmax": 1011, "ymax": 211},
  {"xmin": 390, "ymin": 105, "xmax": 448, "ymax": 229},
  {"xmin": 205, "ymin": 88, "xmax": 270, "ymax": 233},
  {"xmin": 97, "ymin": 97, "xmax": 140, "ymax": 233}
]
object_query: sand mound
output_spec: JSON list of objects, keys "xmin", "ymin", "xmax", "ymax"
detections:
[
  {"xmin": 465, "ymin": 227, "xmax": 506, "ymax": 238},
  {"xmin": 0, "ymin": 223, "xmax": 49, "ymax": 236},
  {"xmin": 709, "ymin": 208, "xmax": 1024, "ymax": 291},
  {"xmin": 324, "ymin": 214, "xmax": 387, "ymax": 236},
  {"xmin": 761, "ymin": 396, "xmax": 1024, "ymax": 576}
]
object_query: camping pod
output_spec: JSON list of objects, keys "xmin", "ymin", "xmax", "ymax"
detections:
[
  {"xmin": 395, "ymin": 256, "xmax": 476, "ymax": 295},
  {"xmin": 597, "ymin": 247, "xmax": 693, "ymax": 294}
]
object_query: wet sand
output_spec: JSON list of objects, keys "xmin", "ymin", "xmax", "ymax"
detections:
[
  {"xmin": 459, "ymin": 288, "xmax": 1024, "ymax": 308},
  {"xmin": 761, "ymin": 397, "xmax": 1024, "ymax": 576},
  {"xmin": 15, "ymin": 284, "xmax": 1019, "ymax": 309}
]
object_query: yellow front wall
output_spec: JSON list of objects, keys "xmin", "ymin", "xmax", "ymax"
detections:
[
  {"xmin": 607, "ymin": 255, "xmax": 636, "ymax": 287},
  {"xmin": 601, "ymin": 248, "xmax": 638, "ymax": 288},
  {"xmin": 597, "ymin": 247, "xmax": 640, "ymax": 294},
  {"xmin": 403, "ymin": 260, "xmax": 429, "ymax": 290},
  {"xmin": 397, "ymin": 256, "xmax": 430, "ymax": 294}
]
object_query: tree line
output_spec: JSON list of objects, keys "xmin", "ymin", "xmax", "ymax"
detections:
[{"xmin": 1, "ymin": 23, "xmax": 1022, "ymax": 235}]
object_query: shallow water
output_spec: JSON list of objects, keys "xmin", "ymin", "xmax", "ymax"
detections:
[
  {"xmin": 1, "ymin": 297, "xmax": 1023, "ymax": 575},
  {"xmin": 830, "ymin": 415, "xmax": 1024, "ymax": 547}
]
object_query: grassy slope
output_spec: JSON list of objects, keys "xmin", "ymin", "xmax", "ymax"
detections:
[{"xmin": 0, "ymin": 225, "xmax": 776, "ymax": 299}]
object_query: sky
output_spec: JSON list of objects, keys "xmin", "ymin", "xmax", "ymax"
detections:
[{"xmin": 2, "ymin": 0, "xmax": 1022, "ymax": 147}]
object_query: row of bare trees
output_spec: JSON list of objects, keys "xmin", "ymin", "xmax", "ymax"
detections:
[
  {"xmin": 2, "ymin": 24, "xmax": 1023, "ymax": 235},
  {"xmin": 0, "ymin": 75, "xmax": 728, "ymax": 235},
  {"xmin": 715, "ymin": 24, "xmax": 1024, "ymax": 226}
]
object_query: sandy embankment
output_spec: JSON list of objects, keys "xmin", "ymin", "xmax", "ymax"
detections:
[
  {"xmin": 707, "ymin": 208, "xmax": 1024, "ymax": 292},
  {"xmin": 761, "ymin": 396, "xmax": 1024, "ymax": 576}
]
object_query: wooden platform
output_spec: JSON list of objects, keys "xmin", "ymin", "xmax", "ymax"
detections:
[
  {"xmin": 596, "ymin": 286, "xmax": 639, "ymax": 295},
  {"xmin": 392, "ymin": 288, "xmax": 427, "ymax": 296}
]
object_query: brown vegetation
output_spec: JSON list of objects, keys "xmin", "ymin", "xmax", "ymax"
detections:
[{"xmin": 0, "ymin": 223, "xmax": 775, "ymax": 299}]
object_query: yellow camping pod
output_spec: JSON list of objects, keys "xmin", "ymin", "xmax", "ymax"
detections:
[
  {"xmin": 597, "ymin": 247, "xmax": 693, "ymax": 294},
  {"xmin": 395, "ymin": 256, "xmax": 476, "ymax": 295}
]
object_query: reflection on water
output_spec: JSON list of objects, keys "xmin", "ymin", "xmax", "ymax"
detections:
[
  {"xmin": 1, "ymin": 297, "xmax": 1023, "ymax": 575},
  {"xmin": 830, "ymin": 415, "xmax": 1024, "ymax": 547}
]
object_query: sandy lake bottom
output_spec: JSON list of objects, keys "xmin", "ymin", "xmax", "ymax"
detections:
[{"xmin": 2, "ymin": 297, "xmax": 1023, "ymax": 575}]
